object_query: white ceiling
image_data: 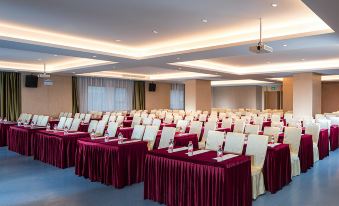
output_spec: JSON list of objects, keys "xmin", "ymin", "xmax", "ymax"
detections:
[{"xmin": 0, "ymin": 0, "xmax": 339, "ymax": 83}]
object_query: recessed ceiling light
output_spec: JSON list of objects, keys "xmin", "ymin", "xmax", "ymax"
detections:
[
  {"xmin": 301, "ymin": 58, "xmax": 305, "ymax": 61},
  {"xmin": 283, "ymin": 44, "xmax": 287, "ymax": 47},
  {"xmin": 266, "ymin": 61, "xmax": 271, "ymax": 64},
  {"xmin": 176, "ymin": 57, "xmax": 180, "ymax": 60},
  {"xmin": 37, "ymin": 58, "xmax": 42, "ymax": 61},
  {"xmin": 53, "ymin": 54, "xmax": 58, "ymax": 56},
  {"xmin": 271, "ymin": 3, "xmax": 278, "ymax": 7},
  {"xmin": 201, "ymin": 19, "xmax": 208, "ymax": 23},
  {"xmin": 92, "ymin": 55, "xmax": 96, "ymax": 58},
  {"xmin": 152, "ymin": 30, "xmax": 158, "ymax": 34},
  {"xmin": 115, "ymin": 40, "xmax": 121, "ymax": 42},
  {"xmin": 178, "ymin": 67, "xmax": 182, "ymax": 70},
  {"xmin": 72, "ymin": 72, "xmax": 75, "ymax": 74}
]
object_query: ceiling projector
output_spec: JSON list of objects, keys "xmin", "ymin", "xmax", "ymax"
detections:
[
  {"xmin": 249, "ymin": 42, "xmax": 273, "ymax": 54},
  {"xmin": 249, "ymin": 18, "xmax": 273, "ymax": 54},
  {"xmin": 38, "ymin": 73, "xmax": 50, "ymax": 78}
]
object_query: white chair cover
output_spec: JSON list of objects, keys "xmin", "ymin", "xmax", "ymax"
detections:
[
  {"xmin": 189, "ymin": 122, "xmax": 203, "ymax": 140},
  {"xmin": 176, "ymin": 120, "xmax": 189, "ymax": 132},
  {"xmin": 83, "ymin": 114, "xmax": 91, "ymax": 124},
  {"xmin": 95, "ymin": 120, "xmax": 106, "ymax": 136},
  {"xmin": 284, "ymin": 127, "xmax": 302, "ymax": 177},
  {"xmin": 158, "ymin": 127, "xmax": 176, "ymax": 149},
  {"xmin": 142, "ymin": 117, "xmax": 153, "ymax": 125},
  {"xmin": 305, "ymin": 123, "xmax": 320, "ymax": 162},
  {"xmin": 107, "ymin": 122, "xmax": 119, "ymax": 137},
  {"xmin": 70, "ymin": 118, "xmax": 81, "ymax": 131},
  {"xmin": 87, "ymin": 120, "xmax": 98, "ymax": 133},
  {"xmin": 109, "ymin": 115, "xmax": 117, "ymax": 122},
  {"xmin": 38, "ymin": 116, "xmax": 49, "ymax": 127},
  {"xmin": 79, "ymin": 113, "xmax": 86, "ymax": 120},
  {"xmin": 102, "ymin": 114, "xmax": 110, "ymax": 124},
  {"xmin": 152, "ymin": 119, "xmax": 161, "ymax": 128},
  {"xmin": 246, "ymin": 134, "xmax": 268, "ymax": 199},
  {"xmin": 131, "ymin": 125, "xmax": 146, "ymax": 140},
  {"xmin": 36, "ymin": 115, "xmax": 44, "ymax": 125},
  {"xmin": 143, "ymin": 125, "xmax": 159, "ymax": 150},
  {"xmin": 132, "ymin": 116, "xmax": 142, "ymax": 128},
  {"xmin": 163, "ymin": 116, "xmax": 173, "ymax": 124},
  {"xmin": 224, "ymin": 132, "xmax": 245, "ymax": 154},
  {"xmin": 221, "ymin": 118, "xmax": 232, "ymax": 129},
  {"xmin": 64, "ymin": 118, "xmax": 73, "ymax": 129},
  {"xmin": 205, "ymin": 131, "xmax": 224, "ymax": 151},
  {"xmin": 74, "ymin": 113, "xmax": 80, "ymax": 119},
  {"xmin": 245, "ymin": 124, "xmax": 259, "ymax": 135},
  {"xmin": 263, "ymin": 127, "xmax": 280, "ymax": 143},
  {"xmin": 31, "ymin": 115, "xmax": 39, "ymax": 124},
  {"xmin": 57, "ymin": 117, "xmax": 67, "ymax": 130},
  {"xmin": 116, "ymin": 115, "xmax": 125, "ymax": 126},
  {"xmin": 233, "ymin": 120, "xmax": 245, "ymax": 133}
]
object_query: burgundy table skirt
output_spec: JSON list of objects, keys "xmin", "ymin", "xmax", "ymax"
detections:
[
  {"xmin": 75, "ymin": 138, "xmax": 148, "ymax": 188},
  {"xmin": 48, "ymin": 120, "xmax": 59, "ymax": 129},
  {"xmin": 32, "ymin": 130, "xmax": 90, "ymax": 168},
  {"xmin": 279, "ymin": 134, "xmax": 313, "ymax": 172},
  {"xmin": 330, "ymin": 125, "xmax": 339, "ymax": 151},
  {"xmin": 242, "ymin": 143, "xmax": 291, "ymax": 193},
  {"xmin": 263, "ymin": 144, "xmax": 291, "ymax": 193},
  {"xmin": 154, "ymin": 132, "xmax": 198, "ymax": 149},
  {"xmin": 78, "ymin": 123, "xmax": 89, "ymax": 132},
  {"xmin": 123, "ymin": 120, "xmax": 132, "ymax": 127},
  {"xmin": 0, "ymin": 121, "xmax": 16, "ymax": 147},
  {"xmin": 116, "ymin": 127, "xmax": 133, "ymax": 139},
  {"xmin": 144, "ymin": 149, "xmax": 252, "ymax": 206},
  {"xmin": 8, "ymin": 126, "xmax": 46, "ymax": 156},
  {"xmin": 318, "ymin": 129, "xmax": 329, "ymax": 160},
  {"xmin": 126, "ymin": 116, "xmax": 133, "ymax": 121},
  {"xmin": 159, "ymin": 123, "xmax": 176, "ymax": 130}
]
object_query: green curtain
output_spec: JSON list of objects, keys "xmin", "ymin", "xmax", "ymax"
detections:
[
  {"xmin": 0, "ymin": 72, "xmax": 21, "ymax": 121},
  {"xmin": 72, "ymin": 76, "xmax": 79, "ymax": 114},
  {"xmin": 133, "ymin": 81, "xmax": 145, "ymax": 110}
]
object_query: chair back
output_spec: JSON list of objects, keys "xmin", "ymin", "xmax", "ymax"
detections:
[
  {"xmin": 202, "ymin": 121, "xmax": 217, "ymax": 140},
  {"xmin": 158, "ymin": 127, "xmax": 176, "ymax": 149},
  {"xmin": 83, "ymin": 114, "xmax": 91, "ymax": 124},
  {"xmin": 107, "ymin": 122, "xmax": 119, "ymax": 137},
  {"xmin": 95, "ymin": 120, "xmax": 106, "ymax": 136},
  {"xmin": 263, "ymin": 127, "xmax": 280, "ymax": 143},
  {"xmin": 233, "ymin": 120, "xmax": 245, "ymax": 133},
  {"xmin": 57, "ymin": 117, "xmax": 67, "ymax": 130},
  {"xmin": 305, "ymin": 123, "xmax": 320, "ymax": 144},
  {"xmin": 70, "ymin": 118, "xmax": 81, "ymax": 131},
  {"xmin": 74, "ymin": 113, "xmax": 80, "ymax": 119},
  {"xmin": 176, "ymin": 120, "xmax": 189, "ymax": 132},
  {"xmin": 64, "ymin": 118, "xmax": 73, "ymax": 129},
  {"xmin": 132, "ymin": 116, "xmax": 142, "ymax": 128},
  {"xmin": 142, "ymin": 117, "xmax": 153, "ymax": 125},
  {"xmin": 31, "ymin": 115, "xmax": 39, "ymax": 124},
  {"xmin": 116, "ymin": 115, "xmax": 125, "ymax": 126},
  {"xmin": 38, "ymin": 116, "xmax": 49, "ymax": 126},
  {"xmin": 245, "ymin": 134, "xmax": 268, "ymax": 168},
  {"xmin": 87, "ymin": 120, "xmax": 98, "ymax": 133},
  {"xmin": 205, "ymin": 131, "xmax": 224, "ymax": 151},
  {"xmin": 131, "ymin": 125, "xmax": 145, "ymax": 140},
  {"xmin": 284, "ymin": 127, "xmax": 302, "ymax": 154},
  {"xmin": 244, "ymin": 124, "xmax": 259, "ymax": 135},
  {"xmin": 224, "ymin": 132, "xmax": 245, "ymax": 154}
]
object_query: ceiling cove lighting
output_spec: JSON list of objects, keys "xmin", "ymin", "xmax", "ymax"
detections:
[
  {"xmin": 0, "ymin": 15, "xmax": 332, "ymax": 59},
  {"xmin": 172, "ymin": 58, "xmax": 339, "ymax": 75},
  {"xmin": 211, "ymin": 79, "xmax": 273, "ymax": 86},
  {"xmin": 271, "ymin": 3, "xmax": 278, "ymax": 7},
  {"xmin": 321, "ymin": 75, "xmax": 339, "ymax": 81}
]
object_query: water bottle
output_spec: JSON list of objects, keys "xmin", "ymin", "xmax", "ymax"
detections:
[
  {"xmin": 46, "ymin": 123, "xmax": 50, "ymax": 131},
  {"xmin": 188, "ymin": 141, "xmax": 193, "ymax": 156},
  {"xmin": 30, "ymin": 121, "xmax": 35, "ymax": 128},
  {"xmin": 90, "ymin": 129, "xmax": 96, "ymax": 139},
  {"xmin": 271, "ymin": 135, "xmax": 275, "ymax": 144},
  {"xmin": 54, "ymin": 124, "xmax": 58, "ymax": 132},
  {"xmin": 118, "ymin": 132, "xmax": 124, "ymax": 144},
  {"xmin": 4, "ymin": 117, "xmax": 7, "ymax": 122},
  {"xmin": 217, "ymin": 145, "xmax": 223, "ymax": 158},
  {"xmin": 168, "ymin": 139, "xmax": 174, "ymax": 153},
  {"xmin": 104, "ymin": 130, "xmax": 109, "ymax": 142},
  {"xmin": 64, "ymin": 126, "xmax": 69, "ymax": 135},
  {"xmin": 17, "ymin": 120, "xmax": 21, "ymax": 126}
]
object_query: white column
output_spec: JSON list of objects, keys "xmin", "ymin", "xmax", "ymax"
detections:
[{"xmin": 293, "ymin": 73, "xmax": 321, "ymax": 118}]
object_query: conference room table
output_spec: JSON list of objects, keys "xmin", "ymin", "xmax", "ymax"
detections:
[
  {"xmin": 7, "ymin": 125, "xmax": 46, "ymax": 156},
  {"xmin": 153, "ymin": 131, "xmax": 198, "ymax": 149},
  {"xmin": 330, "ymin": 125, "xmax": 339, "ymax": 151},
  {"xmin": 144, "ymin": 148, "xmax": 252, "ymax": 206},
  {"xmin": 159, "ymin": 123, "xmax": 176, "ymax": 130},
  {"xmin": 278, "ymin": 134, "xmax": 313, "ymax": 173},
  {"xmin": 0, "ymin": 121, "xmax": 16, "ymax": 147},
  {"xmin": 122, "ymin": 120, "xmax": 132, "ymax": 127},
  {"xmin": 31, "ymin": 130, "xmax": 90, "ymax": 168},
  {"xmin": 75, "ymin": 138, "xmax": 148, "ymax": 189}
]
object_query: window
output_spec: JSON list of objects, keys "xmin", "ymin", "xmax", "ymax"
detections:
[
  {"xmin": 78, "ymin": 77, "xmax": 133, "ymax": 112},
  {"xmin": 170, "ymin": 83, "xmax": 185, "ymax": 109}
]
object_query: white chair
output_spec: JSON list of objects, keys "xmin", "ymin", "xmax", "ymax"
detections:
[
  {"xmin": 163, "ymin": 116, "xmax": 173, "ymax": 124},
  {"xmin": 56, "ymin": 117, "xmax": 67, "ymax": 130},
  {"xmin": 224, "ymin": 132, "xmax": 245, "ymax": 154},
  {"xmin": 176, "ymin": 120, "xmax": 189, "ymax": 132},
  {"xmin": 233, "ymin": 120, "xmax": 245, "ymax": 133},
  {"xmin": 116, "ymin": 115, "xmax": 125, "ymax": 126},
  {"xmin": 83, "ymin": 114, "xmax": 91, "ymax": 124},
  {"xmin": 64, "ymin": 118, "xmax": 73, "ymax": 129},
  {"xmin": 69, "ymin": 118, "xmax": 81, "ymax": 131},
  {"xmin": 66, "ymin": 113, "xmax": 72, "ymax": 118},
  {"xmin": 38, "ymin": 116, "xmax": 49, "ymax": 127},
  {"xmin": 263, "ymin": 127, "xmax": 280, "ymax": 143},
  {"xmin": 79, "ymin": 113, "xmax": 86, "ymax": 120},
  {"xmin": 31, "ymin": 115, "xmax": 39, "ymax": 125},
  {"xmin": 152, "ymin": 119, "xmax": 161, "ymax": 128},
  {"xmin": 36, "ymin": 115, "xmax": 44, "ymax": 125},
  {"xmin": 284, "ymin": 113, "xmax": 293, "ymax": 123},
  {"xmin": 221, "ymin": 118, "xmax": 232, "ymax": 129},
  {"xmin": 305, "ymin": 123, "xmax": 320, "ymax": 163},
  {"xmin": 142, "ymin": 117, "xmax": 153, "ymax": 126},
  {"xmin": 198, "ymin": 114, "xmax": 207, "ymax": 122},
  {"xmin": 131, "ymin": 125, "xmax": 146, "ymax": 140},
  {"xmin": 143, "ymin": 126, "xmax": 159, "ymax": 150},
  {"xmin": 271, "ymin": 114, "xmax": 281, "ymax": 123},
  {"xmin": 109, "ymin": 115, "xmax": 117, "ymax": 122},
  {"xmin": 107, "ymin": 122, "xmax": 119, "ymax": 137},
  {"xmin": 74, "ymin": 113, "xmax": 80, "ymax": 119},
  {"xmin": 102, "ymin": 114, "xmax": 110, "ymax": 124},
  {"xmin": 189, "ymin": 121, "xmax": 203, "ymax": 140},
  {"xmin": 271, "ymin": 121, "xmax": 284, "ymax": 132},
  {"xmin": 253, "ymin": 116, "xmax": 264, "ymax": 130},
  {"xmin": 58, "ymin": 112, "xmax": 65, "ymax": 119},
  {"xmin": 95, "ymin": 120, "xmax": 106, "ymax": 136},
  {"xmin": 199, "ymin": 121, "xmax": 217, "ymax": 149},
  {"xmin": 245, "ymin": 134, "xmax": 268, "ymax": 199},
  {"xmin": 87, "ymin": 120, "xmax": 98, "ymax": 133},
  {"xmin": 158, "ymin": 127, "xmax": 176, "ymax": 149},
  {"xmin": 284, "ymin": 127, "xmax": 302, "ymax": 177},
  {"xmin": 173, "ymin": 115, "xmax": 183, "ymax": 124},
  {"xmin": 132, "ymin": 116, "xmax": 142, "ymax": 128},
  {"xmin": 184, "ymin": 115, "xmax": 194, "ymax": 122},
  {"xmin": 205, "ymin": 131, "xmax": 224, "ymax": 151},
  {"xmin": 244, "ymin": 124, "xmax": 259, "ymax": 135}
]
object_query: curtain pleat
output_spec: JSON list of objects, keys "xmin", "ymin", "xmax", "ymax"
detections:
[
  {"xmin": 170, "ymin": 83, "xmax": 185, "ymax": 109},
  {"xmin": 133, "ymin": 81, "xmax": 145, "ymax": 110},
  {"xmin": 0, "ymin": 72, "xmax": 21, "ymax": 121},
  {"xmin": 72, "ymin": 76, "xmax": 79, "ymax": 114}
]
